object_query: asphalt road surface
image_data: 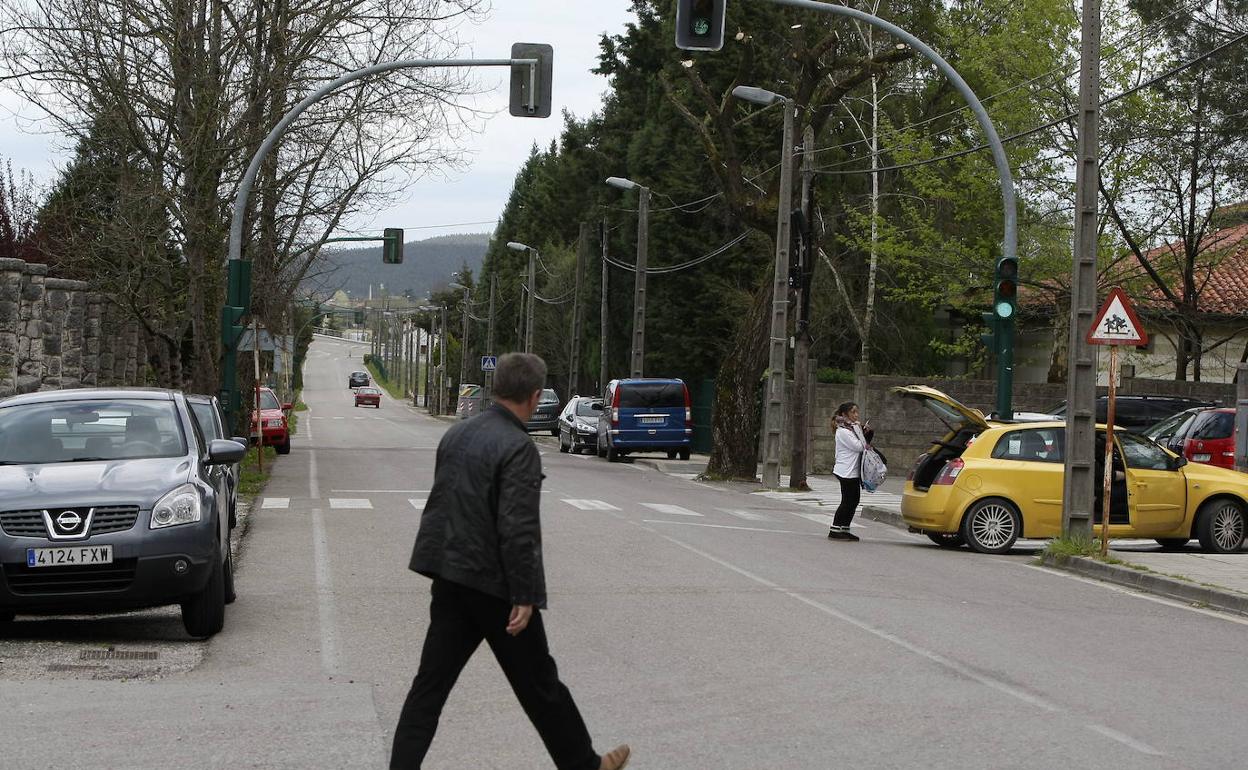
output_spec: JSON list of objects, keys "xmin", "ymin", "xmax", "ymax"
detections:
[{"xmin": 3, "ymin": 336, "xmax": 1247, "ymax": 769}]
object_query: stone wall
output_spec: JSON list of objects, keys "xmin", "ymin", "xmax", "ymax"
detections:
[
  {"xmin": 778, "ymin": 373, "xmax": 1236, "ymax": 476},
  {"xmin": 0, "ymin": 258, "xmax": 150, "ymax": 398}
]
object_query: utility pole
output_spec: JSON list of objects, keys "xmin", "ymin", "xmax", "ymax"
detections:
[
  {"xmin": 630, "ymin": 187, "xmax": 650, "ymax": 378},
  {"xmin": 439, "ymin": 304, "xmax": 449, "ymax": 415},
  {"xmin": 569, "ymin": 223, "xmax": 588, "ymax": 396},
  {"xmin": 425, "ymin": 309, "xmax": 434, "ymax": 412},
  {"xmin": 600, "ymin": 219, "xmax": 609, "ymax": 394},
  {"xmin": 1235, "ymin": 364, "xmax": 1247, "ymax": 474},
  {"xmin": 458, "ymin": 285, "xmax": 470, "ymax": 398},
  {"xmin": 518, "ymin": 268, "xmax": 527, "ymax": 352},
  {"xmin": 485, "ymin": 277, "xmax": 497, "ymax": 406},
  {"xmin": 762, "ymin": 99, "xmax": 796, "ymax": 489},
  {"xmin": 790, "ymin": 123, "xmax": 816, "ymax": 491},
  {"xmin": 1062, "ymin": 0, "xmax": 1102, "ymax": 539},
  {"xmin": 526, "ymin": 248, "xmax": 536, "ymax": 353}
]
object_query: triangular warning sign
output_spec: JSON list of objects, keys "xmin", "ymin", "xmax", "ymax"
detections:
[{"xmin": 1087, "ymin": 287, "xmax": 1148, "ymax": 346}]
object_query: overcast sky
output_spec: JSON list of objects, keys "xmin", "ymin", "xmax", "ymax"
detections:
[{"xmin": 0, "ymin": 1, "xmax": 636, "ymax": 240}]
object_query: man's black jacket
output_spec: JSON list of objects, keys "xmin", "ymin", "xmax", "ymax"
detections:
[{"xmin": 409, "ymin": 404, "xmax": 547, "ymax": 608}]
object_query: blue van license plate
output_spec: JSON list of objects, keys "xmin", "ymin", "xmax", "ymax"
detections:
[{"xmin": 639, "ymin": 416, "xmax": 665, "ymax": 425}]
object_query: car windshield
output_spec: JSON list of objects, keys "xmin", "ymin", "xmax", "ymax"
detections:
[
  {"xmin": 258, "ymin": 391, "xmax": 281, "ymax": 410},
  {"xmin": 0, "ymin": 399, "xmax": 187, "ymax": 464},
  {"xmin": 189, "ymin": 402, "xmax": 222, "ymax": 440},
  {"xmin": 539, "ymin": 389, "xmax": 559, "ymax": 404},
  {"xmin": 358, "ymin": 388, "xmax": 379, "ymax": 395},
  {"xmin": 576, "ymin": 400, "xmax": 602, "ymax": 417},
  {"xmin": 618, "ymin": 382, "xmax": 684, "ymax": 409}
]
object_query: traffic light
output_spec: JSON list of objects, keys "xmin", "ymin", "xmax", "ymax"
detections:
[
  {"xmin": 676, "ymin": 0, "xmax": 728, "ymax": 51},
  {"xmin": 994, "ymin": 255, "xmax": 1019, "ymax": 321},
  {"xmin": 382, "ymin": 228, "xmax": 404, "ymax": 264},
  {"xmin": 221, "ymin": 305, "xmax": 246, "ymax": 349},
  {"xmin": 354, "ymin": 309, "xmax": 365, "ymax": 325},
  {"xmin": 509, "ymin": 43, "xmax": 554, "ymax": 118}
]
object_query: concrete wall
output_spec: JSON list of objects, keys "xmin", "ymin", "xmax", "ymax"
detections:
[{"xmin": 0, "ymin": 257, "xmax": 150, "ymax": 398}]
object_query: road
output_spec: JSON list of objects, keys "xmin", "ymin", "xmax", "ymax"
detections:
[{"xmin": 3, "ymin": 335, "xmax": 1248, "ymax": 769}]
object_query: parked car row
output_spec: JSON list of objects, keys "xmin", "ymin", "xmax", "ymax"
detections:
[{"xmin": 0, "ymin": 388, "xmax": 248, "ymax": 638}]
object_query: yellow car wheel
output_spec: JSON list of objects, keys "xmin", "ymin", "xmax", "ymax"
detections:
[{"xmin": 960, "ymin": 498, "xmax": 1021, "ymax": 555}]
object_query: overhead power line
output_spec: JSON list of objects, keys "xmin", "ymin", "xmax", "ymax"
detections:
[{"xmin": 605, "ymin": 231, "xmax": 752, "ymax": 275}]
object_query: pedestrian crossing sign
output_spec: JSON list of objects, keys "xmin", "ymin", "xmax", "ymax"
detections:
[
  {"xmin": 481, "ymin": 356, "xmax": 498, "ymax": 372},
  {"xmin": 1087, "ymin": 287, "xmax": 1148, "ymax": 346}
]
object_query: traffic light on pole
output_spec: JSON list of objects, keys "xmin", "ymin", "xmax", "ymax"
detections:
[
  {"xmin": 221, "ymin": 305, "xmax": 246, "ymax": 349},
  {"xmin": 994, "ymin": 255, "xmax": 1019, "ymax": 322},
  {"xmin": 980, "ymin": 311, "xmax": 998, "ymax": 351},
  {"xmin": 382, "ymin": 228, "xmax": 404, "ymax": 264},
  {"xmin": 676, "ymin": 0, "xmax": 728, "ymax": 51},
  {"xmin": 509, "ymin": 43, "xmax": 554, "ymax": 119}
]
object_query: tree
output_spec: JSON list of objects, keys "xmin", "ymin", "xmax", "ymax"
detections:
[{"xmin": 0, "ymin": 159, "xmax": 39, "ymax": 262}]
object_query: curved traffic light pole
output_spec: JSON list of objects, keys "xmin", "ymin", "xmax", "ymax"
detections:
[
  {"xmin": 220, "ymin": 55, "xmax": 540, "ymax": 429},
  {"xmin": 759, "ymin": 0, "xmax": 1019, "ymax": 417}
]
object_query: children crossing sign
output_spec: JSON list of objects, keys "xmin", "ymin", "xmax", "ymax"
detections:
[{"xmin": 1086, "ymin": 287, "xmax": 1148, "ymax": 347}]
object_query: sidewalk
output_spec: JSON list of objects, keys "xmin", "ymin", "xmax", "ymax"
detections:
[{"xmin": 637, "ymin": 455, "xmax": 1248, "ymax": 617}]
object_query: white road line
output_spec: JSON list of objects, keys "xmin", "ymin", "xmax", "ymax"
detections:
[
  {"xmin": 408, "ymin": 499, "xmax": 426, "ymax": 511},
  {"xmin": 332, "ymin": 489, "xmax": 429, "ymax": 494},
  {"xmin": 1087, "ymin": 725, "xmax": 1163, "ymax": 756},
  {"xmin": 719, "ymin": 508, "xmax": 772, "ymax": 522},
  {"xmin": 640, "ymin": 503, "xmax": 703, "ymax": 517},
  {"xmin": 642, "ymin": 520, "xmax": 813, "ymax": 535},
  {"xmin": 561, "ymin": 499, "xmax": 621, "ymax": 511},
  {"xmin": 329, "ymin": 498, "xmax": 373, "ymax": 509},
  {"xmin": 310, "ymin": 507, "xmax": 340, "ymax": 677},
  {"xmin": 261, "ymin": 497, "xmax": 290, "ymax": 509}
]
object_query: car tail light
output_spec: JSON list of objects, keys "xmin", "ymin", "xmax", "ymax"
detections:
[
  {"xmin": 683, "ymin": 383, "xmax": 693, "ymax": 428},
  {"xmin": 611, "ymin": 387, "xmax": 620, "ymax": 426},
  {"xmin": 932, "ymin": 458, "xmax": 965, "ymax": 485}
]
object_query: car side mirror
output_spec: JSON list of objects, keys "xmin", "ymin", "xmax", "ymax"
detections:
[
  {"xmin": 232, "ymin": 436, "xmax": 249, "ymax": 447},
  {"xmin": 282, "ymin": 403, "xmax": 294, "ymax": 411},
  {"xmin": 1169, "ymin": 454, "xmax": 1188, "ymax": 471},
  {"xmin": 207, "ymin": 439, "xmax": 247, "ymax": 465},
  {"xmin": 591, "ymin": 403, "xmax": 604, "ymax": 412}
]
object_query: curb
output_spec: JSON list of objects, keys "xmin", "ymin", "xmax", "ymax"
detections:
[
  {"xmin": 632, "ymin": 458, "xmax": 707, "ymax": 475},
  {"xmin": 860, "ymin": 504, "xmax": 907, "ymax": 530},
  {"xmin": 1039, "ymin": 552, "xmax": 1248, "ymax": 617}
]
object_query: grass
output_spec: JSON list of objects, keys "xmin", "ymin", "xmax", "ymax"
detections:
[
  {"xmin": 238, "ymin": 445, "xmax": 278, "ymax": 497},
  {"xmin": 365, "ymin": 360, "xmax": 413, "ymax": 401}
]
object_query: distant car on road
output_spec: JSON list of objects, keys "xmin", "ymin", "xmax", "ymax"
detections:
[
  {"xmin": 558, "ymin": 396, "xmax": 603, "ymax": 454},
  {"xmin": 1046, "ymin": 395, "xmax": 1216, "ymax": 432},
  {"xmin": 186, "ymin": 394, "xmax": 245, "ymax": 529},
  {"xmin": 894, "ymin": 385, "xmax": 1246, "ymax": 555},
  {"xmin": 348, "ymin": 371, "xmax": 370, "ymax": 388},
  {"xmin": 354, "ymin": 386, "xmax": 382, "ymax": 408},
  {"xmin": 456, "ymin": 384, "xmax": 483, "ymax": 420},
  {"xmin": 525, "ymin": 388, "xmax": 561, "ymax": 435},
  {"xmin": 250, "ymin": 387, "xmax": 292, "ymax": 454},
  {"xmin": 0, "ymin": 388, "xmax": 246, "ymax": 638},
  {"xmin": 597, "ymin": 378, "xmax": 692, "ymax": 462}
]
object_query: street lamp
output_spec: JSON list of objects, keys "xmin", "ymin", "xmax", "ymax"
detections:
[
  {"xmin": 507, "ymin": 241, "xmax": 537, "ymax": 352},
  {"xmin": 449, "ymin": 281, "xmax": 471, "ymax": 399},
  {"xmin": 603, "ymin": 175, "xmax": 650, "ymax": 378},
  {"xmin": 734, "ymin": 84, "xmax": 796, "ymax": 489}
]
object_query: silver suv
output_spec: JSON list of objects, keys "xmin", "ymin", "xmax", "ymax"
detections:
[{"xmin": 0, "ymin": 389, "xmax": 245, "ymax": 638}]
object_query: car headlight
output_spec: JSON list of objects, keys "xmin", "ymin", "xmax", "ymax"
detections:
[
  {"xmin": 151, "ymin": 484, "xmax": 202, "ymax": 529},
  {"xmin": 576, "ymin": 420, "xmax": 594, "ymax": 432},
  {"xmin": 265, "ymin": 419, "xmax": 284, "ymax": 428}
]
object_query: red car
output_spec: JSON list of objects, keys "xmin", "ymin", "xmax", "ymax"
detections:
[
  {"xmin": 354, "ymin": 387, "xmax": 381, "ymax": 408},
  {"xmin": 1182, "ymin": 407, "xmax": 1237, "ymax": 470},
  {"xmin": 250, "ymin": 387, "xmax": 292, "ymax": 454}
]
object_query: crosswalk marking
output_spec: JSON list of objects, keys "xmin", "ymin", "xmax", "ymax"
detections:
[
  {"xmin": 408, "ymin": 499, "xmax": 427, "ymax": 511},
  {"xmin": 719, "ymin": 508, "xmax": 771, "ymax": 522},
  {"xmin": 640, "ymin": 503, "xmax": 703, "ymax": 517},
  {"xmin": 261, "ymin": 497, "xmax": 290, "ymax": 509},
  {"xmin": 561, "ymin": 499, "xmax": 620, "ymax": 511},
  {"xmin": 329, "ymin": 498, "xmax": 372, "ymax": 510}
]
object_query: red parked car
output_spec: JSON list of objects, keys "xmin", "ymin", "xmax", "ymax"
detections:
[
  {"xmin": 250, "ymin": 387, "xmax": 292, "ymax": 454},
  {"xmin": 1182, "ymin": 407, "xmax": 1237, "ymax": 470},
  {"xmin": 354, "ymin": 386, "xmax": 381, "ymax": 408}
]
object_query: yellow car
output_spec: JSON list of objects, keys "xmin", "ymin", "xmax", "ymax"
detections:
[{"xmin": 894, "ymin": 386, "xmax": 1248, "ymax": 555}]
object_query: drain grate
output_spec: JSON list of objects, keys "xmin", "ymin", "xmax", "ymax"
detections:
[{"xmin": 80, "ymin": 649, "xmax": 159, "ymax": 661}]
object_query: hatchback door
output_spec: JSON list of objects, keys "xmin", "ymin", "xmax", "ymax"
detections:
[{"xmin": 616, "ymin": 381, "xmax": 687, "ymax": 444}]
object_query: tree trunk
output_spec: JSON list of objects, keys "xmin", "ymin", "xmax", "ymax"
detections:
[{"xmin": 706, "ymin": 279, "xmax": 773, "ymax": 481}]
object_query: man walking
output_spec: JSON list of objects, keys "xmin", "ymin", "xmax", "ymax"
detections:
[{"xmin": 391, "ymin": 353, "xmax": 630, "ymax": 770}]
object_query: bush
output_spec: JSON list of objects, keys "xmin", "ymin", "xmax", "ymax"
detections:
[{"xmin": 816, "ymin": 367, "xmax": 855, "ymax": 385}]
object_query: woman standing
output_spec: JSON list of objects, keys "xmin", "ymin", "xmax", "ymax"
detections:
[{"xmin": 830, "ymin": 402, "xmax": 870, "ymax": 541}]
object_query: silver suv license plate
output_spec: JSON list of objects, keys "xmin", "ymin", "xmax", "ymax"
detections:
[{"xmin": 26, "ymin": 545, "xmax": 114, "ymax": 568}]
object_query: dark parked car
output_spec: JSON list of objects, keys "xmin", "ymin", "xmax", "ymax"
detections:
[
  {"xmin": 348, "ymin": 371, "xmax": 370, "ymax": 388},
  {"xmin": 597, "ymin": 378, "xmax": 692, "ymax": 462},
  {"xmin": 525, "ymin": 388, "xmax": 561, "ymax": 435},
  {"xmin": 186, "ymin": 394, "xmax": 245, "ymax": 529},
  {"xmin": 1047, "ymin": 395, "xmax": 1216, "ymax": 431},
  {"xmin": 558, "ymin": 397, "xmax": 602, "ymax": 454},
  {"xmin": 0, "ymin": 389, "xmax": 246, "ymax": 638}
]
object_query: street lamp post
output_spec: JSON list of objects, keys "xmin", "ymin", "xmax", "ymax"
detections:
[
  {"xmin": 450, "ymin": 281, "xmax": 471, "ymax": 404},
  {"xmin": 605, "ymin": 176, "xmax": 650, "ymax": 378},
  {"xmin": 507, "ymin": 242, "xmax": 537, "ymax": 353},
  {"xmin": 733, "ymin": 85, "xmax": 795, "ymax": 489}
]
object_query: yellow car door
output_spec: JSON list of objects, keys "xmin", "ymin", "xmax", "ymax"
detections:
[{"xmin": 1118, "ymin": 433, "xmax": 1187, "ymax": 534}]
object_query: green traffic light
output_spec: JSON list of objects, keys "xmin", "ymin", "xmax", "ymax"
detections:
[
  {"xmin": 995, "ymin": 301, "xmax": 1015, "ymax": 319},
  {"xmin": 692, "ymin": 18, "xmax": 710, "ymax": 35}
]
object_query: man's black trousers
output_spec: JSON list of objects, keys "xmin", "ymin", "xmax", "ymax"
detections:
[{"xmin": 390, "ymin": 579, "xmax": 600, "ymax": 770}]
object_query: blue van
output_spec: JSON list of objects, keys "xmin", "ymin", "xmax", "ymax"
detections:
[{"xmin": 596, "ymin": 378, "xmax": 692, "ymax": 462}]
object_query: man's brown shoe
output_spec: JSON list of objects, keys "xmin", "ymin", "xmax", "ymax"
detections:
[{"xmin": 599, "ymin": 744, "xmax": 630, "ymax": 770}]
